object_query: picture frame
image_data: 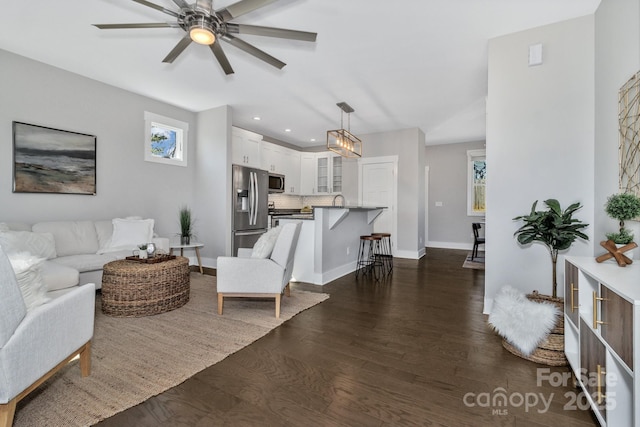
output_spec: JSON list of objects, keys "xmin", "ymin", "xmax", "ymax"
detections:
[
  {"xmin": 13, "ymin": 121, "xmax": 96, "ymax": 195},
  {"xmin": 144, "ymin": 111, "xmax": 189, "ymax": 167}
]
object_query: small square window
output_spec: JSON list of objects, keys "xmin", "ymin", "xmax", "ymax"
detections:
[{"xmin": 144, "ymin": 112, "xmax": 189, "ymax": 167}]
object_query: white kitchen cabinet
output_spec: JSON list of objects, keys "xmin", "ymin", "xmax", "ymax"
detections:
[
  {"xmin": 261, "ymin": 141, "xmax": 284, "ymax": 173},
  {"xmin": 232, "ymin": 127, "xmax": 262, "ymax": 168},
  {"xmin": 299, "ymin": 153, "xmax": 316, "ymax": 195},
  {"xmin": 316, "ymin": 152, "xmax": 342, "ymax": 194},
  {"xmin": 284, "ymin": 149, "xmax": 301, "ymax": 194},
  {"xmin": 564, "ymin": 257, "xmax": 638, "ymax": 426},
  {"xmin": 261, "ymin": 142, "xmax": 301, "ymax": 195}
]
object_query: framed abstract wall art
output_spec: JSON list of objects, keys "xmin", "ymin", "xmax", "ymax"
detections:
[{"xmin": 13, "ymin": 121, "xmax": 96, "ymax": 195}]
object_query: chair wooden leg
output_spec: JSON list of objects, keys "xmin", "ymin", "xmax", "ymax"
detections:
[
  {"xmin": 217, "ymin": 293, "xmax": 224, "ymax": 315},
  {"xmin": 0, "ymin": 399, "xmax": 17, "ymax": 427},
  {"xmin": 285, "ymin": 283, "xmax": 290, "ymax": 297},
  {"xmin": 275, "ymin": 294, "xmax": 281, "ymax": 318},
  {"xmin": 80, "ymin": 341, "xmax": 92, "ymax": 377}
]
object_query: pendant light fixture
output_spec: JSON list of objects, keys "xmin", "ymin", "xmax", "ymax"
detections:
[{"xmin": 327, "ymin": 102, "xmax": 362, "ymax": 158}]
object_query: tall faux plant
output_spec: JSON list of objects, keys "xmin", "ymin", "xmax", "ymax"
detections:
[{"xmin": 513, "ymin": 199, "xmax": 589, "ymax": 298}]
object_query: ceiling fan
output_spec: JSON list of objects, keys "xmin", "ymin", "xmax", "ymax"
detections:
[{"xmin": 94, "ymin": 0, "xmax": 317, "ymax": 75}]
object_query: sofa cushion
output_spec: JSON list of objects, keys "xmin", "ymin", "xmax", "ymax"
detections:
[
  {"xmin": 0, "ymin": 222, "xmax": 31, "ymax": 232},
  {"xmin": 94, "ymin": 220, "xmax": 114, "ymax": 251},
  {"xmin": 33, "ymin": 221, "xmax": 99, "ymax": 257},
  {"xmin": 0, "ymin": 230, "xmax": 57, "ymax": 260},
  {"xmin": 0, "ymin": 246, "xmax": 27, "ymax": 348},
  {"xmin": 40, "ymin": 260, "xmax": 80, "ymax": 292},
  {"xmin": 99, "ymin": 218, "xmax": 154, "ymax": 253},
  {"xmin": 7, "ymin": 252, "xmax": 50, "ymax": 312},
  {"xmin": 53, "ymin": 251, "xmax": 130, "ymax": 273}
]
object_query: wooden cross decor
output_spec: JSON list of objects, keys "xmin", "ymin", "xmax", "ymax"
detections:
[{"xmin": 595, "ymin": 240, "xmax": 638, "ymax": 267}]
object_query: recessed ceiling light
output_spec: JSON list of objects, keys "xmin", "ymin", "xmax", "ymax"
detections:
[
  {"xmin": 285, "ymin": 129, "xmax": 291, "ymax": 132},
  {"xmin": 310, "ymin": 138, "xmax": 316, "ymax": 142},
  {"xmin": 253, "ymin": 116, "xmax": 261, "ymax": 121}
]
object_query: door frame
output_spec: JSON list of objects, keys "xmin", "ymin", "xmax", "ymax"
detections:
[{"xmin": 358, "ymin": 155, "xmax": 398, "ymax": 254}]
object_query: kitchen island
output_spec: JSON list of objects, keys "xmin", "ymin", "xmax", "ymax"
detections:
[{"xmin": 279, "ymin": 206, "xmax": 384, "ymax": 285}]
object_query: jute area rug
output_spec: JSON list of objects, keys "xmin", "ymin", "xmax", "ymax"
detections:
[
  {"xmin": 14, "ymin": 273, "xmax": 329, "ymax": 426},
  {"xmin": 462, "ymin": 252, "xmax": 485, "ymax": 270}
]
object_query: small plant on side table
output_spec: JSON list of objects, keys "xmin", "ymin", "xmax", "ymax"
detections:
[{"xmin": 179, "ymin": 205, "xmax": 194, "ymax": 245}]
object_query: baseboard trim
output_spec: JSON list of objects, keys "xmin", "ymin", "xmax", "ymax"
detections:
[{"xmin": 427, "ymin": 241, "xmax": 473, "ymax": 251}]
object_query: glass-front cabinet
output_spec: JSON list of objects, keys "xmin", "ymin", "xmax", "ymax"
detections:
[{"xmin": 315, "ymin": 152, "xmax": 342, "ymax": 194}]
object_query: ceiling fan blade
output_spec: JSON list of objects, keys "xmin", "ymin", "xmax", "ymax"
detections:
[
  {"xmin": 172, "ymin": 0, "xmax": 190, "ymax": 9},
  {"xmin": 195, "ymin": 0, "xmax": 213, "ymax": 14},
  {"xmin": 210, "ymin": 42, "xmax": 234, "ymax": 75},
  {"xmin": 227, "ymin": 23, "xmax": 317, "ymax": 42},
  {"xmin": 131, "ymin": 0, "xmax": 179, "ymax": 18},
  {"xmin": 217, "ymin": 0, "xmax": 277, "ymax": 21},
  {"xmin": 222, "ymin": 34, "xmax": 285, "ymax": 69},
  {"xmin": 93, "ymin": 23, "xmax": 180, "ymax": 29},
  {"xmin": 162, "ymin": 35, "xmax": 193, "ymax": 63}
]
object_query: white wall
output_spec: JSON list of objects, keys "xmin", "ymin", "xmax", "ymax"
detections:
[
  {"xmin": 194, "ymin": 106, "xmax": 232, "ymax": 265},
  {"xmin": 594, "ymin": 0, "xmax": 640, "ymax": 244},
  {"xmin": 0, "ymin": 49, "xmax": 240, "ymax": 267},
  {"xmin": 0, "ymin": 49, "xmax": 199, "ymax": 239},
  {"xmin": 485, "ymin": 16, "xmax": 596, "ymax": 312},
  {"xmin": 425, "ymin": 140, "xmax": 486, "ymax": 249},
  {"xmin": 350, "ymin": 127, "xmax": 426, "ymax": 258}
]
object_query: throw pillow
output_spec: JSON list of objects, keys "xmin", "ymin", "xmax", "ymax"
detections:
[
  {"xmin": 102, "ymin": 218, "xmax": 154, "ymax": 253},
  {"xmin": 8, "ymin": 252, "xmax": 50, "ymax": 311},
  {"xmin": 0, "ymin": 230, "xmax": 57, "ymax": 259},
  {"xmin": 251, "ymin": 226, "xmax": 281, "ymax": 259},
  {"xmin": 488, "ymin": 285, "xmax": 559, "ymax": 356}
]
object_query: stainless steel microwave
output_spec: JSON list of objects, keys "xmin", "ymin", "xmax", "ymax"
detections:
[{"xmin": 268, "ymin": 173, "xmax": 285, "ymax": 193}]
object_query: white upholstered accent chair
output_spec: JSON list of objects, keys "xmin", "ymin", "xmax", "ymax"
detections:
[
  {"xmin": 0, "ymin": 246, "xmax": 95, "ymax": 427},
  {"xmin": 217, "ymin": 221, "xmax": 302, "ymax": 318}
]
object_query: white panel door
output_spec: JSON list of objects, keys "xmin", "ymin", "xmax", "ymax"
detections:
[{"xmin": 361, "ymin": 162, "xmax": 395, "ymax": 239}]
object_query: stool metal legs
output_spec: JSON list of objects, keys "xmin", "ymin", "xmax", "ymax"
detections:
[
  {"xmin": 356, "ymin": 234, "xmax": 393, "ymax": 280},
  {"xmin": 372, "ymin": 233, "xmax": 393, "ymax": 277},
  {"xmin": 356, "ymin": 235, "xmax": 382, "ymax": 280}
]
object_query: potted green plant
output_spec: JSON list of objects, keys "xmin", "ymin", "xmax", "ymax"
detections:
[
  {"xmin": 513, "ymin": 199, "xmax": 589, "ymax": 299},
  {"xmin": 179, "ymin": 205, "xmax": 194, "ymax": 245},
  {"xmin": 604, "ymin": 192, "xmax": 640, "ymax": 244}
]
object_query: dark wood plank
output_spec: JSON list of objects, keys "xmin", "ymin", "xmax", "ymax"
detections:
[{"xmin": 96, "ymin": 249, "xmax": 597, "ymax": 426}]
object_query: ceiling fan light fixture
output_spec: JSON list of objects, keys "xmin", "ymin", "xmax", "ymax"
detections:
[{"xmin": 190, "ymin": 23, "xmax": 215, "ymax": 45}]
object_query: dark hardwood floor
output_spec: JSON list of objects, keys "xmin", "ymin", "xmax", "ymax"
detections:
[{"xmin": 97, "ymin": 248, "xmax": 597, "ymax": 427}]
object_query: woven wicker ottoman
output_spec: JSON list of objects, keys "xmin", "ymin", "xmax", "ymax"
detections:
[{"xmin": 101, "ymin": 256, "xmax": 190, "ymax": 317}]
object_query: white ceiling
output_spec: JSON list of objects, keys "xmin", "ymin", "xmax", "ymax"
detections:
[{"xmin": 0, "ymin": 0, "xmax": 600, "ymax": 148}]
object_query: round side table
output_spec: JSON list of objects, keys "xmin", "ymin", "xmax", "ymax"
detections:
[{"xmin": 169, "ymin": 242, "xmax": 204, "ymax": 274}]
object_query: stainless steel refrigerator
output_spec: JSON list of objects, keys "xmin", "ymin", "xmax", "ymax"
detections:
[{"xmin": 232, "ymin": 164, "xmax": 268, "ymax": 255}]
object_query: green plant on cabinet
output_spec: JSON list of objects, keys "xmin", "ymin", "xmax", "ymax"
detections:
[{"xmin": 604, "ymin": 192, "xmax": 640, "ymax": 244}]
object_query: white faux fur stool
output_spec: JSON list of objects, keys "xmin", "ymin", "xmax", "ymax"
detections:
[{"xmin": 488, "ymin": 286, "xmax": 566, "ymax": 366}]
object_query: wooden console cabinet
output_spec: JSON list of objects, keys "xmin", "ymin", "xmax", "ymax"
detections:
[{"xmin": 565, "ymin": 257, "xmax": 637, "ymax": 426}]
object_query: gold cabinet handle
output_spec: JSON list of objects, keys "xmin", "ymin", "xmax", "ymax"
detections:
[
  {"xmin": 597, "ymin": 364, "xmax": 606, "ymax": 404},
  {"xmin": 570, "ymin": 283, "xmax": 578, "ymax": 312},
  {"xmin": 593, "ymin": 291, "xmax": 607, "ymax": 329}
]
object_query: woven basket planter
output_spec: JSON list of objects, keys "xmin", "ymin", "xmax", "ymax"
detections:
[{"xmin": 502, "ymin": 291, "xmax": 567, "ymax": 366}]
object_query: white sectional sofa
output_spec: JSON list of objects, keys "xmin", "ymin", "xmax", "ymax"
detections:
[{"xmin": 0, "ymin": 218, "xmax": 169, "ymax": 295}]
